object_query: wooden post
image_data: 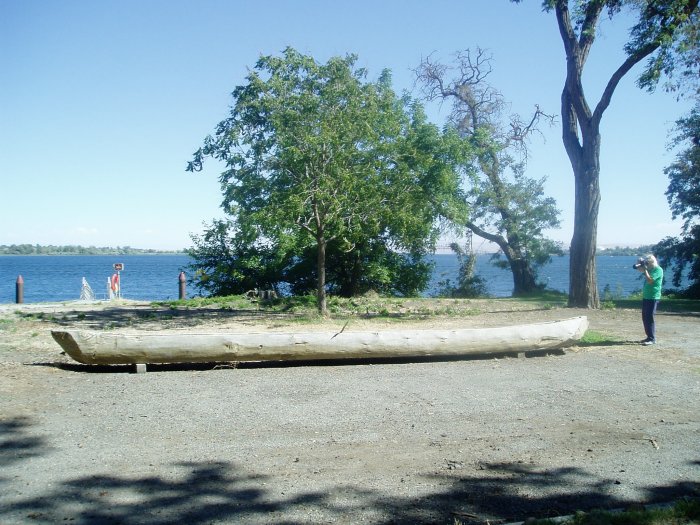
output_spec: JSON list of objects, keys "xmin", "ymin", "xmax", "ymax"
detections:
[
  {"xmin": 178, "ymin": 272, "xmax": 186, "ymax": 300},
  {"xmin": 16, "ymin": 275, "xmax": 24, "ymax": 304}
]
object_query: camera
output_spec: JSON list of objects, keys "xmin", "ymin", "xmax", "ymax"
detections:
[{"xmin": 632, "ymin": 257, "xmax": 647, "ymax": 270}]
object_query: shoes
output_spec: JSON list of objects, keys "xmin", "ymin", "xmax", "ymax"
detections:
[{"xmin": 641, "ymin": 339, "xmax": 656, "ymax": 346}]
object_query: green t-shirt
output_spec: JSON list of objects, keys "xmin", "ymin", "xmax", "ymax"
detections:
[{"xmin": 643, "ymin": 265, "xmax": 663, "ymax": 300}]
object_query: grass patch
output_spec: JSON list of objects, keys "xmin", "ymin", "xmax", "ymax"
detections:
[
  {"xmin": 154, "ymin": 294, "xmax": 486, "ymax": 321},
  {"xmin": 517, "ymin": 498, "xmax": 700, "ymax": 525},
  {"xmin": 577, "ymin": 330, "xmax": 626, "ymax": 347},
  {"xmin": 580, "ymin": 330, "xmax": 612, "ymax": 344},
  {"xmin": 19, "ymin": 311, "xmax": 57, "ymax": 322},
  {"xmin": 151, "ymin": 292, "xmax": 699, "ymax": 327},
  {"xmin": 149, "ymin": 290, "xmax": 700, "ymax": 321},
  {"xmin": 510, "ymin": 289, "xmax": 569, "ymax": 305},
  {"xmin": 601, "ymin": 300, "xmax": 617, "ymax": 310},
  {"xmin": 0, "ymin": 318, "xmax": 15, "ymax": 332},
  {"xmin": 152, "ymin": 295, "xmax": 252, "ymax": 310},
  {"xmin": 610, "ymin": 296, "xmax": 700, "ymax": 314}
]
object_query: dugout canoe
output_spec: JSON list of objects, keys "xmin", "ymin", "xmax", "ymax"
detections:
[{"xmin": 51, "ymin": 316, "xmax": 588, "ymax": 365}]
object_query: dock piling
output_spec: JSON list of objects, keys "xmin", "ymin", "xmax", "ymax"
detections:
[
  {"xmin": 178, "ymin": 272, "xmax": 186, "ymax": 300},
  {"xmin": 16, "ymin": 275, "xmax": 24, "ymax": 304}
]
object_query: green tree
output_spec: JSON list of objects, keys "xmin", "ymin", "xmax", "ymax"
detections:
[
  {"xmin": 188, "ymin": 48, "xmax": 468, "ymax": 313},
  {"xmin": 655, "ymin": 104, "xmax": 700, "ymax": 296},
  {"xmin": 187, "ymin": 219, "xmax": 288, "ymax": 296},
  {"xmin": 437, "ymin": 240, "xmax": 488, "ymax": 298},
  {"xmin": 283, "ymin": 239, "xmax": 434, "ymax": 297},
  {"xmin": 187, "ymin": 224, "xmax": 436, "ymax": 298},
  {"xmin": 666, "ymin": 106, "xmax": 700, "ymax": 226},
  {"xmin": 512, "ymin": 0, "xmax": 699, "ymax": 307},
  {"xmin": 415, "ymin": 49, "xmax": 563, "ymax": 296}
]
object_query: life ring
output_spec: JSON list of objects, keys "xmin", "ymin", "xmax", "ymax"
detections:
[{"xmin": 111, "ymin": 273, "xmax": 120, "ymax": 292}]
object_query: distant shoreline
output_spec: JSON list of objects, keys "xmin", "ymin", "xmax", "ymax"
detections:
[
  {"xmin": 1, "ymin": 245, "xmax": 653, "ymax": 257},
  {"xmin": 0, "ymin": 244, "xmax": 186, "ymax": 256},
  {"xmin": 0, "ymin": 252, "xmax": 185, "ymax": 256}
]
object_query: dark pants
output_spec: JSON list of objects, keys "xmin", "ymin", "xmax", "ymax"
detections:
[{"xmin": 642, "ymin": 299, "xmax": 659, "ymax": 342}]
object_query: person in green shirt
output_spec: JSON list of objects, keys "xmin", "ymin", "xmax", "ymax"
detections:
[{"xmin": 637, "ymin": 254, "xmax": 663, "ymax": 345}]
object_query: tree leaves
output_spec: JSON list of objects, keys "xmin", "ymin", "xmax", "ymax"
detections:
[{"xmin": 188, "ymin": 48, "xmax": 470, "ymax": 308}]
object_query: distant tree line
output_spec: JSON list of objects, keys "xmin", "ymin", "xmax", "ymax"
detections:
[
  {"xmin": 597, "ymin": 246, "xmax": 657, "ymax": 257},
  {"xmin": 0, "ymin": 244, "xmax": 184, "ymax": 255}
]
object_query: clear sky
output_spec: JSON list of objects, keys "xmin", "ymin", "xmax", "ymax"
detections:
[{"xmin": 1, "ymin": 0, "xmax": 693, "ymax": 251}]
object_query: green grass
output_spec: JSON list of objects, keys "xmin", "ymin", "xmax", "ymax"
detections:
[
  {"xmin": 153, "ymin": 292, "xmax": 700, "ymax": 326},
  {"xmin": 507, "ymin": 289, "xmax": 569, "ymax": 306},
  {"xmin": 504, "ymin": 291, "xmax": 699, "ymax": 314},
  {"xmin": 0, "ymin": 317, "xmax": 15, "ymax": 332},
  {"xmin": 19, "ymin": 311, "xmax": 57, "ymax": 322},
  {"xmin": 153, "ymin": 294, "xmax": 486, "ymax": 321},
  {"xmin": 151, "ymin": 295, "xmax": 252, "ymax": 310},
  {"xmin": 579, "ymin": 330, "xmax": 623, "ymax": 346},
  {"xmin": 611, "ymin": 296, "xmax": 700, "ymax": 314}
]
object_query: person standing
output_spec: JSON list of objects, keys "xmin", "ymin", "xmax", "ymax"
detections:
[{"xmin": 638, "ymin": 254, "xmax": 663, "ymax": 345}]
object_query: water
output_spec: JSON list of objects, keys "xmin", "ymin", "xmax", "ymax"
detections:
[
  {"xmin": 429, "ymin": 254, "xmax": 651, "ymax": 298},
  {"xmin": 0, "ymin": 253, "xmax": 666, "ymax": 304},
  {"xmin": 0, "ymin": 255, "xmax": 193, "ymax": 304}
]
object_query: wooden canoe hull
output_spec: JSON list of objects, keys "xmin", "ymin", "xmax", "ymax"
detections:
[{"xmin": 51, "ymin": 316, "xmax": 588, "ymax": 365}]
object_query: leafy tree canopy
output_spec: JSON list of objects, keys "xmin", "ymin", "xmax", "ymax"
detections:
[
  {"xmin": 516, "ymin": 0, "xmax": 699, "ymax": 96},
  {"xmin": 188, "ymin": 48, "xmax": 472, "ymax": 311},
  {"xmin": 510, "ymin": 0, "xmax": 698, "ymax": 307},
  {"xmin": 656, "ymin": 103, "xmax": 700, "ymax": 296},
  {"xmin": 415, "ymin": 49, "xmax": 562, "ymax": 296},
  {"xmin": 665, "ymin": 104, "xmax": 700, "ymax": 230}
]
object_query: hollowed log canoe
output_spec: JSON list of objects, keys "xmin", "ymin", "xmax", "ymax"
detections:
[{"xmin": 51, "ymin": 316, "xmax": 588, "ymax": 365}]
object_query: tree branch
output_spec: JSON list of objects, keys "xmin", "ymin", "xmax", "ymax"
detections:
[
  {"xmin": 578, "ymin": 0, "xmax": 605, "ymax": 63},
  {"xmin": 593, "ymin": 42, "xmax": 659, "ymax": 126},
  {"xmin": 465, "ymin": 220, "xmax": 507, "ymax": 250},
  {"xmin": 555, "ymin": 0, "xmax": 594, "ymax": 123},
  {"xmin": 560, "ymin": 88, "xmax": 583, "ymax": 168}
]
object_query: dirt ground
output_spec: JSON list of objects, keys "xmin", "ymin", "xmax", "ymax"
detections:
[{"xmin": 0, "ymin": 299, "xmax": 698, "ymax": 524}]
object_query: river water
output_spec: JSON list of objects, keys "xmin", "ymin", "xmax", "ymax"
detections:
[{"xmin": 0, "ymin": 253, "xmax": 660, "ymax": 304}]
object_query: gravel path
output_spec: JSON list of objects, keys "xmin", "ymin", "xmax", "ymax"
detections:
[{"xmin": 0, "ymin": 301, "xmax": 698, "ymax": 524}]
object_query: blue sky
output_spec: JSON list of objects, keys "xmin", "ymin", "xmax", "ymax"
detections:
[{"xmin": 1, "ymin": 0, "xmax": 693, "ymax": 250}]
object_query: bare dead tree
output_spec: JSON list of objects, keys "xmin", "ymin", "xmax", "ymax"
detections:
[{"xmin": 415, "ymin": 49, "xmax": 562, "ymax": 296}]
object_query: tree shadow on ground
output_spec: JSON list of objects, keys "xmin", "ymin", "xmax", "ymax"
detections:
[
  {"xmin": 18, "ymin": 301, "xmax": 590, "ymax": 332},
  {"xmin": 20, "ymin": 305, "xmax": 297, "ymax": 330},
  {"xmin": 660, "ymin": 310, "xmax": 700, "ymax": 319},
  {"xmin": 576, "ymin": 339, "xmax": 637, "ymax": 348},
  {"xmin": 2, "ymin": 417, "xmax": 698, "ymax": 524},
  {"xmin": 0, "ymin": 416, "xmax": 50, "ymax": 468},
  {"xmin": 21, "ymin": 304, "xmax": 469, "ymax": 330},
  {"xmin": 36, "ymin": 348, "xmax": 566, "ymax": 374}
]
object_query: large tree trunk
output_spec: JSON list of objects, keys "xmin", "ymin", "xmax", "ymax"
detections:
[
  {"xmin": 501, "ymin": 242, "xmax": 539, "ymax": 296},
  {"xmin": 317, "ymin": 237, "xmax": 328, "ymax": 315},
  {"xmin": 552, "ymin": 0, "xmax": 675, "ymax": 309},
  {"xmin": 466, "ymin": 222, "xmax": 540, "ymax": 296},
  {"xmin": 556, "ymin": 2, "xmax": 603, "ymax": 309},
  {"xmin": 567, "ymin": 122, "xmax": 602, "ymax": 308},
  {"xmin": 510, "ymin": 257, "xmax": 539, "ymax": 296},
  {"xmin": 569, "ymin": 162, "xmax": 601, "ymax": 308}
]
